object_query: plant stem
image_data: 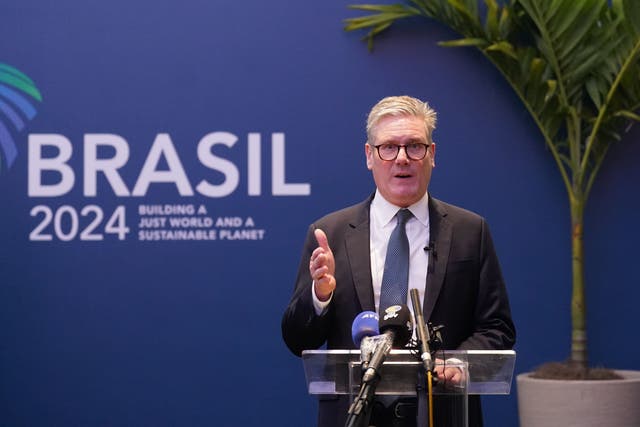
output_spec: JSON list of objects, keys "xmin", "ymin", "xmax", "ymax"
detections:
[{"xmin": 570, "ymin": 193, "xmax": 587, "ymax": 369}]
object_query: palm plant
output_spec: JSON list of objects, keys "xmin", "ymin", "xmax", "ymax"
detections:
[{"xmin": 345, "ymin": 0, "xmax": 640, "ymax": 374}]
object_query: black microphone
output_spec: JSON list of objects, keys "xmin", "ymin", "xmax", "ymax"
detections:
[
  {"xmin": 410, "ymin": 288, "xmax": 433, "ymax": 372},
  {"xmin": 423, "ymin": 242, "xmax": 437, "ymax": 258},
  {"xmin": 361, "ymin": 304, "xmax": 413, "ymax": 383}
]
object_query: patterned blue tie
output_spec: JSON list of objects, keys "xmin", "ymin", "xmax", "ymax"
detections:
[{"xmin": 379, "ymin": 209, "xmax": 412, "ymax": 314}]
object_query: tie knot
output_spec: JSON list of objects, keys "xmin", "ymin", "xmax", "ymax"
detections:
[{"xmin": 396, "ymin": 209, "xmax": 412, "ymax": 225}]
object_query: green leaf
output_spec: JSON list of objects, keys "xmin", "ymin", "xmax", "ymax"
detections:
[
  {"xmin": 586, "ymin": 77, "xmax": 604, "ymax": 109},
  {"xmin": 614, "ymin": 109, "xmax": 640, "ymax": 121},
  {"xmin": 545, "ymin": 80, "xmax": 558, "ymax": 103},
  {"xmin": 497, "ymin": 7, "xmax": 513, "ymax": 39},
  {"xmin": 344, "ymin": 5, "xmax": 419, "ymax": 32},
  {"xmin": 530, "ymin": 57, "xmax": 545, "ymax": 80},
  {"xmin": 438, "ymin": 37, "xmax": 488, "ymax": 48},
  {"xmin": 448, "ymin": 0, "xmax": 480, "ymax": 25},
  {"xmin": 485, "ymin": 0, "xmax": 500, "ymax": 39},
  {"xmin": 485, "ymin": 41, "xmax": 518, "ymax": 59},
  {"xmin": 623, "ymin": 0, "xmax": 640, "ymax": 37},
  {"xmin": 548, "ymin": 1, "xmax": 585, "ymax": 43},
  {"xmin": 348, "ymin": 4, "xmax": 415, "ymax": 13},
  {"xmin": 556, "ymin": 4, "xmax": 605, "ymax": 60}
]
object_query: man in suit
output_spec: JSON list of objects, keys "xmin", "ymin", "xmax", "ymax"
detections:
[{"xmin": 282, "ymin": 95, "xmax": 515, "ymax": 426}]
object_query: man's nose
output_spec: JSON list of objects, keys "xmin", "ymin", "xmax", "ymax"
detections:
[{"xmin": 395, "ymin": 146, "xmax": 410, "ymax": 163}]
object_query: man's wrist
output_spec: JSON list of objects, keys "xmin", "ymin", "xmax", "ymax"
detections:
[{"xmin": 312, "ymin": 281, "xmax": 332, "ymax": 315}]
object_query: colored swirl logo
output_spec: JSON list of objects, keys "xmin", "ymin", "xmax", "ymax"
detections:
[{"xmin": 0, "ymin": 63, "xmax": 42, "ymax": 171}]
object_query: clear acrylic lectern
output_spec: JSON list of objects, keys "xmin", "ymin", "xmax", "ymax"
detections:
[{"xmin": 301, "ymin": 349, "xmax": 516, "ymax": 427}]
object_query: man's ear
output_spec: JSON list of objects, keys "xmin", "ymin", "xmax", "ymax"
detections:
[
  {"xmin": 365, "ymin": 143, "xmax": 373, "ymax": 170},
  {"xmin": 430, "ymin": 142, "xmax": 436, "ymax": 168}
]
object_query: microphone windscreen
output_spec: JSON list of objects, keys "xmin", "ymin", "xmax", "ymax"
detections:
[
  {"xmin": 379, "ymin": 304, "xmax": 413, "ymax": 347},
  {"xmin": 351, "ymin": 311, "xmax": 379, "ymax": 346}
]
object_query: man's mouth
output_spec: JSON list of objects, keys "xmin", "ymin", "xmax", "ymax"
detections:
[{"xmin": 395, "ymin": 173, "xmax": 412, "ymax": 179}]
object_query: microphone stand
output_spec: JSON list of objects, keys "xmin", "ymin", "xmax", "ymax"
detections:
[
  {"xmin": 344, "ymin": 375, "xmax": 378, "ymax": 427},
  {"xmin": 345, "ymin": 334, "xmax": 393, "ymax": 427},
  {"xmin": 410, "ymin": 288, "xmax": 436, "ymax": 427},
  {"xmin": 416, "ymin": 368, "xmax": 429, "ymax": 427},
  {"xmin": 345, "ymin": 341, "xmax": 385, "ymax": 427}
]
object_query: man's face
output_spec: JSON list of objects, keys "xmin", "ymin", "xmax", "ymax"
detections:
[{"xmin": 365, "ymin": 114, "xmax": 436, "ymax": 207}]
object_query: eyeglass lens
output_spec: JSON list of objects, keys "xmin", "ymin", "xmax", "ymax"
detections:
[{"xmin": 377, "ymin": 143, "xmax": 428, "ymax": 160}]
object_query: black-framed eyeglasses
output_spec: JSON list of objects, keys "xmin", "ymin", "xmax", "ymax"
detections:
[{"xmin": 373, "ymin": 143, "xmax": 431, "ymax": 161}]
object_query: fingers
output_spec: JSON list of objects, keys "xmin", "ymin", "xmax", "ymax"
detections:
[
  {"xmin": 434, "ymin": 366, "xmax": 464, "ymax": 384},
  {"xmin": 433, "ymin": 358, "xmax": 464, "ymax": 384},
  {"xmin": 444, "ymin": 367, "xmax": 463, "ymax": 384},
  {"xmin": 311, "ymin": 261, "xmax": 336, "ymax": 302},
  {"xmin": 310, "ymin": 228, "xmax": 336, "ymax": 301},
  {"xmin": 314, "ymin": 228, "xmax": 329, "ymax": 251},
  {"xmin": 311, "ymin": 229, "xmax": 334, "ymax": 271}
]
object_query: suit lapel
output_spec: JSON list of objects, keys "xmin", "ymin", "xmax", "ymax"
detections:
[
  {"xmin": 345, "ymin": 198, "xmax": 375, "ymax": 312},
  {"xmin": 423, "ymin": 197, "xmax": 451, "ymax": 321}
]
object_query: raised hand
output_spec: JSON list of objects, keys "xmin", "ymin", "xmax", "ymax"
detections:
[{"xmin": 309, "ymin": 228, "xmax": 336, "ymax": 301}]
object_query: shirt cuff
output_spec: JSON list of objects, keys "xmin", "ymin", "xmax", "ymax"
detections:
[{"xmin": 312, "ymin": 281, "xmax": 332, "ymax": 316}]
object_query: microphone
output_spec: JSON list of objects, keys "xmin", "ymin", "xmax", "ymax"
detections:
[
  {"xmin": 351, "ymin": 311, "xmax": 379, "ymax": 346},
  {"xmin": 361, "ymin": 305, "xmax": 413, "ymax": 383},
  {"xmin": 423, "ymin": 242, "xmax": 437, "ymax": 258},
  {"xmin": 345, "ymin": 306, "xmax": 412, "ymax": 427},
  {"xmin": 352, "ymin": 311, "xmax": 380, "ymax": 368},
  {"xmin": 410, "ymin": 288, "xmax": 434, "ymax": 372}
]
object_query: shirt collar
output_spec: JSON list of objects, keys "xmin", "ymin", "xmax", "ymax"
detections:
[{"xmin": 371, "ymin": 189, "xmax": 430, "ymax": 228}]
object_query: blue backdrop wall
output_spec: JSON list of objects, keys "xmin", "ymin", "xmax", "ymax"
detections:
[{"xmin": 1, "ymin": 1, "xmax": 639, "ymax": 426}]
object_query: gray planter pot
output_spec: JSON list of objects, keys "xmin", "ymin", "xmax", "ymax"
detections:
[{"xmin": 517, "ymin": 370, "xmax": 640, "ymax": 427}]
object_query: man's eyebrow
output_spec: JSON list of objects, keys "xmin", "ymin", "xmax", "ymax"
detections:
[
  {"xmin": 379, "ymin": 135, "xmax": 426, "ymax": 144},
  {"xmin": 387, "ymin": 138, "xmax": 426, "ymax": 144}
]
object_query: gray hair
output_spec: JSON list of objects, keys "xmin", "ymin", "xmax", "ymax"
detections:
[{"xmin": 366, "ymin": 95, "xmax": 437, "ymax": 144}]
